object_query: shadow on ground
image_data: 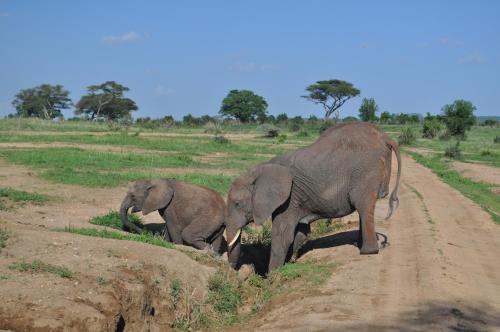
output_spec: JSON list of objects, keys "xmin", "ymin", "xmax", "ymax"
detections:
[{"xmin": 337, "ymin": 301, "xmax": 500, "ymax": 332}]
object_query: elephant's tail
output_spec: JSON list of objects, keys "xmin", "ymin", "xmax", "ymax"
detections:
[{"xmin": 386, "ymin": 139, "xmax": 401, "ymax": 220}]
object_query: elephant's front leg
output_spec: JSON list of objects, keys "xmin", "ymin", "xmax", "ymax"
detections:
[
  {"xmin": 163, "ymin": 209, "xmax": 183, "ymax": 244},
  {"xmin": 268, "ymin": 212, "xmax": 298, "ymax": 272}
]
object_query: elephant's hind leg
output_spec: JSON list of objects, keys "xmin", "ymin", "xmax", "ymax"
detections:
[
  {"xmin": 292, "ymin": 223, "xmax": 310, "ymax": 254},
  {"xmin": 357, "ymin": 191, "xmax": 379, "ymax": 255}
]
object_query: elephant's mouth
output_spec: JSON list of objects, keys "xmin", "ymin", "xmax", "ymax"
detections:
[{"xmin": 131, "ymin": 205, "xmax": 141, "ymax": 213}]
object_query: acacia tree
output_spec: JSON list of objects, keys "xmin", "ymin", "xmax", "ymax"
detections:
[
  {"xmin": 75, "ymin": 81, "xmax": 138, "ymax": 121},
  {"xmin": 358, "ymin": 98, "xmax": 379, "ymax": 122},
  {"xmin": 302, "ymin": 79, "xmax": 360, "ymax": 121},
  {"xmin": 12, "ymin": 84, "xmax": 72, "ymax": 119},
  {"xmin": 219, "ymin": 90, "xmax": 268, "ymax": 123}
]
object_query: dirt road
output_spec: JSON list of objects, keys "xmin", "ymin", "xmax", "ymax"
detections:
[{"xmin": 249, "ymin": 155, "xmax": 500, "ymax": 331}]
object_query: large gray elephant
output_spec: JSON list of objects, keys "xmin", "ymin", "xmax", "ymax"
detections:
[
  {"xmin": 120, "ymin": 179, "xmax": 226, "ymax": 253},
  {"xmin": 225, "ymin": 122, "xmax": 401, "ymax": 271}
]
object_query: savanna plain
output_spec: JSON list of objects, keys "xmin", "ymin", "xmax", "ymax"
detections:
[{"xmin": 0, "ymin": 118, "xmax": 499, "ymax": 331}]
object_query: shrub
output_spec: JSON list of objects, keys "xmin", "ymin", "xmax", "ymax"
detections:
[
  {"xmin": 289, "ymin": 122, "xmax": 302, "ymax": 132},
  {"xmin": 422, "ymin": 118, "xmax": 442, "ymax": 139},
  {"xmin": 494, "ymin": 135, "xmax": 500, "ymax": 144},
  {"xmin": 444, "ymin": 141, "xmax": 462, "ymax": 159},
  {"xmin": 276, "ymin": 134, "xmax": 288, "ymax": 144},
  {"xmin": 397, "ymin": 126, "xmax": 416, "ymax": 145},
  {"xmin": 319, "ymin": 120, "xmax": 336, "ymax": 134},
  {"xmin": 296, "ymin": 129, "xmax": 310, "ymax": 137},
  {"xmin": 258, "ymin": 124, "xmax": 280, "ymax": 138},
  {"xmin": 204, "ymin": 122, "xmax": 222, "ymax": 135},
  {"xmin": 439, "ymin": 131, "xmax": 452, "ymax": 141},
  {"xmin": 480, "ymin": 150, "xmax": 494, "ymax": 156},
  {"xmin": 441, "ymin": 100, "xmax": 476, "ymax": 139},
  {"xmin": 213, "ymin": 135, "xmax": 230, "ymax": 144}
]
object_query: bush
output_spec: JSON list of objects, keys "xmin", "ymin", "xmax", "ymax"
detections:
[
  {"xmin": 289, "ymin": 122, "xmax": 302, "ymax": 132},
  {"xmin": 204, "ymin": 122, "xmax": 222, "ymax": 134},
  {"xmin": 494, "ymin": 135, "xmax": 500, "ymax": 144},
  {"xmin": 439, "ymin": 131, "xmax": 452, "ymax": 141},
  {"xmin": 276, "ymin": 134, "xmax": 287, "ymax": 144},
  {"xmin": 441, "ymin": 100, "xmax": 476, "ymax": 139},
  {"xmin": 444, "ymin": 141, "xmax": 462, "ymax": 159},
  {"xmin": 258, "ymin": 124, "xmax": 281, "ymax": 138},
  {"xmin": 296, "ymin": 129, "xmax": 310, "ymax": 137},
  {"xmin": 480, "ymin": 150, "xmax": 494, "ymax": 156},
  {"xmin": 397, "ymin": 126, "xmax": 416, "ymax": 145},
  {"xmin": 422, "ymin": 118, "xmax": 442, "ymax": 139},
  {"xmin": 319, "ymin": 120, "xmax": 336, "ymax": 134},
  {"xmin": 213, "ymin": 135, "xmax": 230, "ymax": 144}
]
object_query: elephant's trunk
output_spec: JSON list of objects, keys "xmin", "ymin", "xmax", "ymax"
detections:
[
  {"xmin": 120, "ymin": 194, "xmax": 143, "ymax": 234},
  {"xmin": 226, "ymin": 226, "xmax": 242, "ymax": 269}
]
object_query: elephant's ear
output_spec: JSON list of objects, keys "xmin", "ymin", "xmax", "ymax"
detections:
[
  {"xmin": 142, "ymin": 179, "xmax": 175, "ymax": 215},
  {"xmin": 252, "ymin": 164, "xmax": 292, "ymax": 225}
]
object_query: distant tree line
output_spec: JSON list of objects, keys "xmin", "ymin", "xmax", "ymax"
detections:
[{"xmin": 7, "ymin": 79, "xmax": 481, "ymax": 139}]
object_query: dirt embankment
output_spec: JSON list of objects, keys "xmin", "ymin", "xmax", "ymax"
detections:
[{"xmin": 0, "ymin": 159, "xmax": 218, "ymax": 331}]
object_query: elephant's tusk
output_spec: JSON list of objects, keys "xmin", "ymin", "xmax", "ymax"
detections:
[{"xmin": 228, "ymin": 229, "xmax": 241, "ymax": 248}]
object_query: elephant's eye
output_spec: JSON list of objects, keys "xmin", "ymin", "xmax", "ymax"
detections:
[{"xmin": 234, "ymin": 201, "xmax": 242, "ymax": 209}]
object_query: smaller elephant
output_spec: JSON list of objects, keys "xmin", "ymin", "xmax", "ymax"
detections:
[{"xmin": 120, "ymin": 179, "xmax": 226, "ymax": 253}]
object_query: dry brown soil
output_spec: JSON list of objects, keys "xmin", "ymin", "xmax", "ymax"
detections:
[{"xmin": 451, "ymin": 161, "xmax": 500, "ymax": 187}]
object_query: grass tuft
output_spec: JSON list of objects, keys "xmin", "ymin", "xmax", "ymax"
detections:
[
  {"xmin": 63, "ymin": 226, "xmax": 174, "ymax": 249},
  {"xmin": 8, "ymin": 260, "xmax": 74, "ymax": 279},
  {"xmin": 90, "ymin": 210, "xmax": 142, "ymax": 230},
  {"xmin": 0, "ymin": 187, "xmax": 50, "ymax": 210},
  {"xmin": 0, "ymin": 228, "xmax": 9, "ymax": 253}
]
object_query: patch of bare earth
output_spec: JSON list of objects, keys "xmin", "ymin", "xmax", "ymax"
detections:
[
  {"xmin": 243, "ymin": 154, "xmax": 500, "ymax": 331},
  {"xmin": 450, "ymin": 160, "xmax": 500, "ymax": 187},
  {"xmin": 406, "ymin": 147, "xmax": 435, "ymax": 156}
]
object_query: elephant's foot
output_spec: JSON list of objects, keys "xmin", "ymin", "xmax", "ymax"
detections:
[{"xmin": 360, "ymin": 242, "xmax": 379, "ymax": 255}]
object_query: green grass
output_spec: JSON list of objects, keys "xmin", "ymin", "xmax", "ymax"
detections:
[
  {"xmin": 89, "ymin": 210, "xmax": 143, "ymax": 230},
  {"xmin": 206, "ymin": 273, "xmax": 241, "ymax": 325},
  {"xmin": 0, "ymin": 228, "xmax": 8, "ymax": 253},
  {"xmin": 408, "ymin": 152, "xmax": 500, "ymax": 223},
  {"xmin": 0, "ymin": 148, "xmax": 233, "ymax": 191},
  {"xmin": 0, "ymin": 187, "xmax": 50, "ymax": 210},
  {"xmin": 270, "ymin": 260, "xmax": 335, "ymax": 286},
  {"xmin": 0, "ymin": 147, "xmax": 200, "ymax": 170},
  {"xmin": 63, "ymin": 226, "xmax": 175, "ymax": 249},
  {"xmin": 407, "ymin": 126, "xmax": 500, "ymax": 167},
  {"xmin": 8, "ymin": 260, "xmax": 74, "ymax": 279},
  {"xmin": 406, "ymin": 184, "xmax": 435, "ymax": 225}
]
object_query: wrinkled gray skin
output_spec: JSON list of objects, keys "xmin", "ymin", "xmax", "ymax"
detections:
[
  {"xmin": 226, "ymin": 122, "xmax": 401, "ymax": 271},
  {"xmin": 120, "ymin": 179, "xmax": 226, "ymax": 253}
]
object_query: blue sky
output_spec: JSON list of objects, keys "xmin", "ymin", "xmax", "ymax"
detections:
[{"xmin": 0, "ymin": 1, "xmax": 498, "ymax": 119}]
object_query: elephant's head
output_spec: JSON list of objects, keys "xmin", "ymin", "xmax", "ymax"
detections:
[
  {"xmin": 120, "ymin": 179, "xmax": 175, "ymax": 233},
  {"xmin": 226, "ymin": 164, "xmax": 292, "ymax": 268}
]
